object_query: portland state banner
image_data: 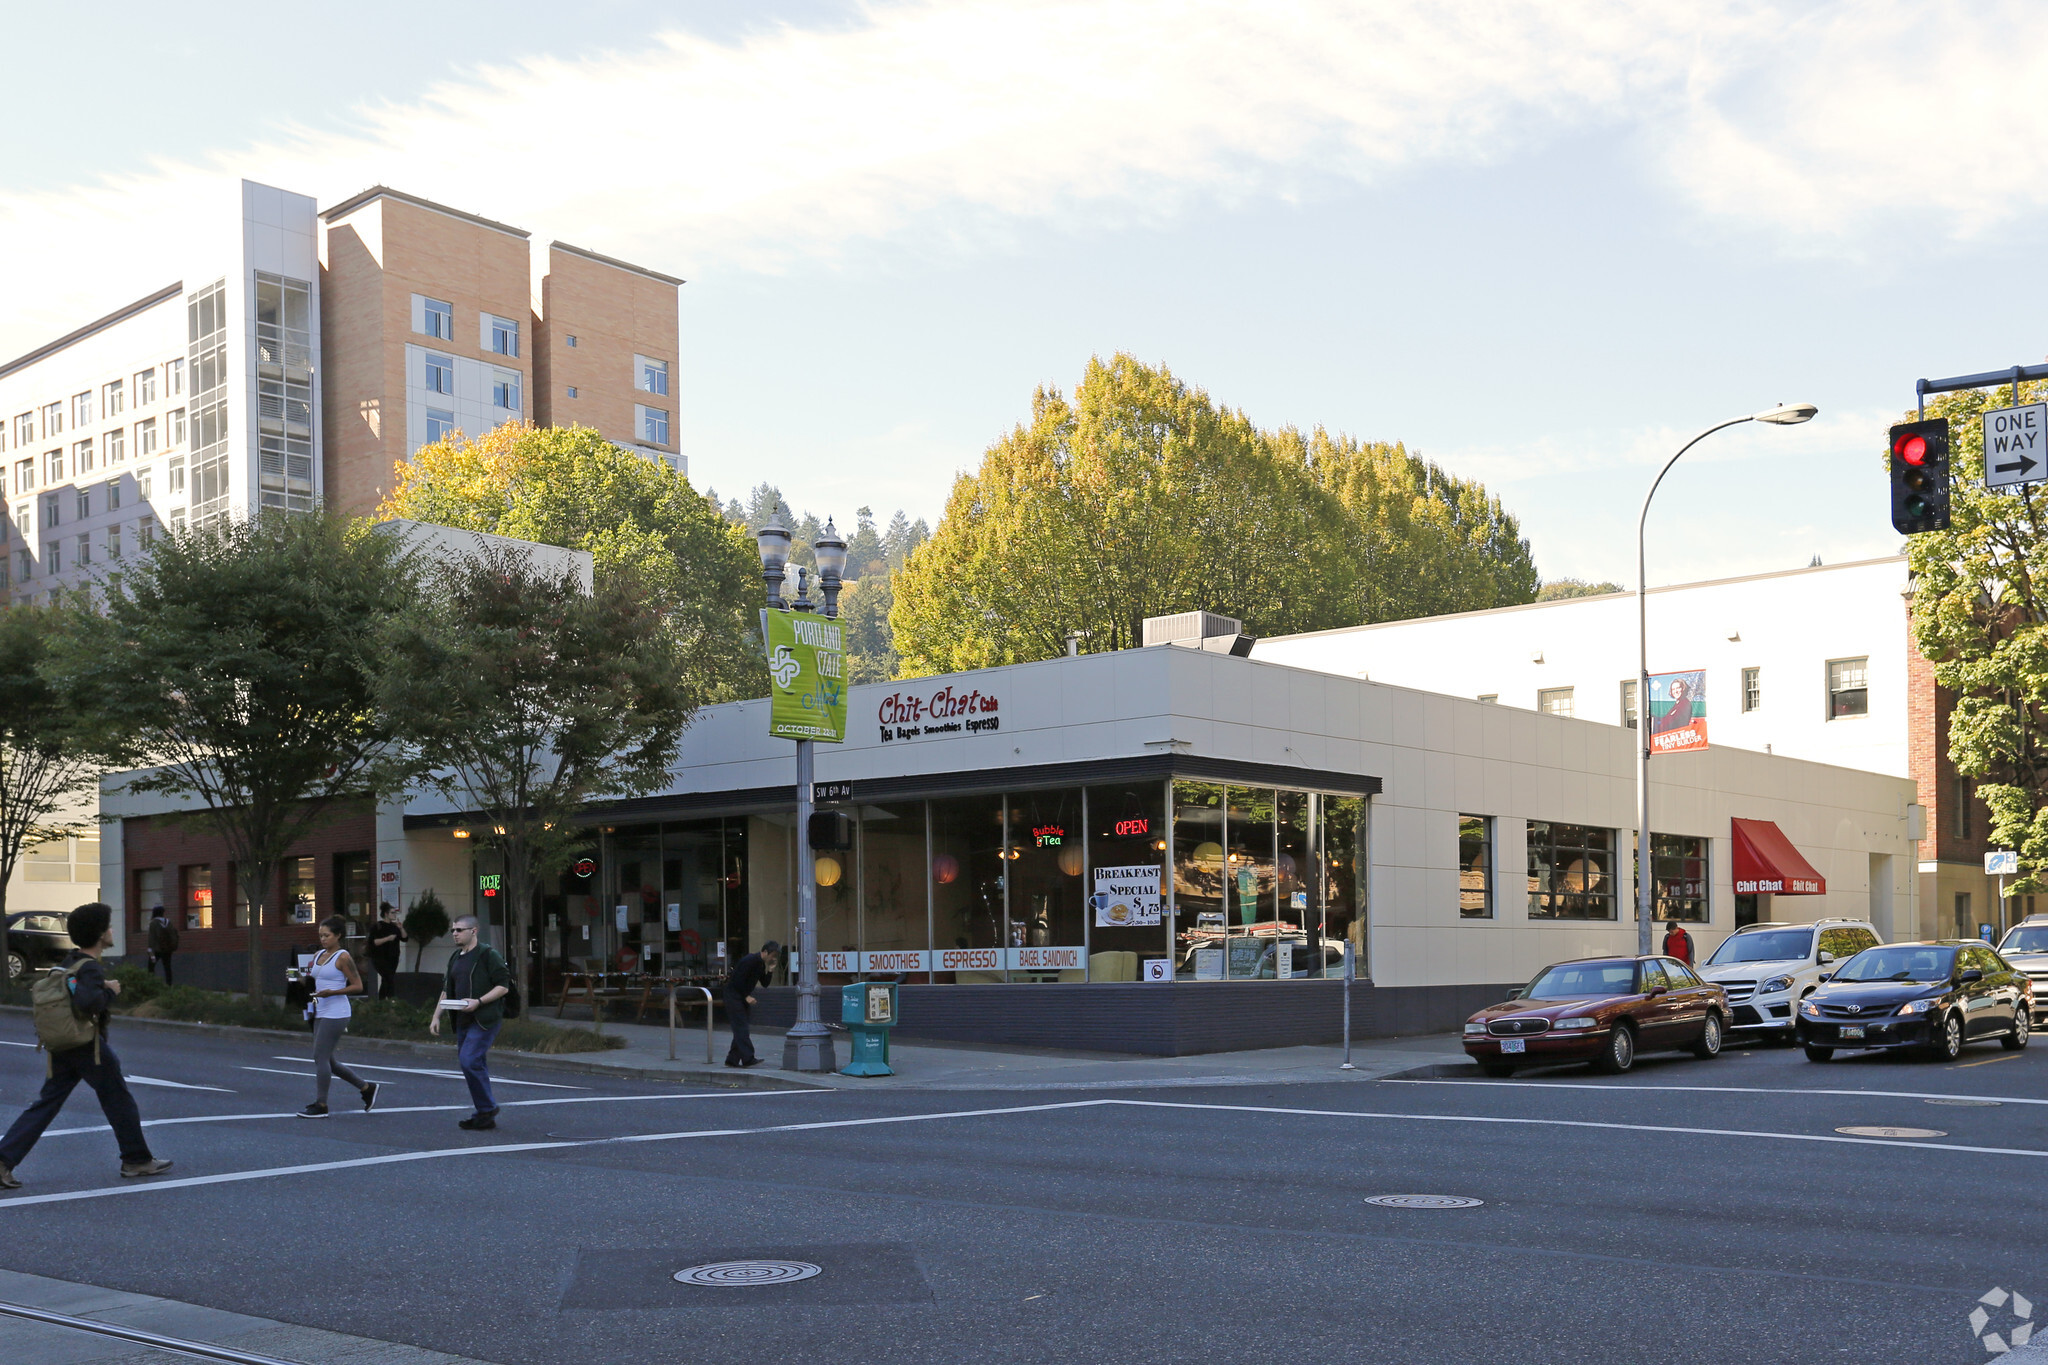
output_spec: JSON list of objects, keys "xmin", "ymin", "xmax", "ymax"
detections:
[
  {"xmin": 1647, "ymin": 669, "xmax": 1707, "ymax": 755},
  {"xmin": 764, "ymin": 609, "xmax": 847, "ymax": 743}
]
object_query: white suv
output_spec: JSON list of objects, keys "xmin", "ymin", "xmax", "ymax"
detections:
[
  {"xmin": 1698, "ymin": 919, "xmax": 1883, "ymax": 1041},
  {"xmin": 1996, "ymin": 915, "xmax": 2048, "ymax": 1024}
]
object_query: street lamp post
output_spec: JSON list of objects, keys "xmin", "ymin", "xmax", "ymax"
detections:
[
  {"xmin": 757, "ymin": 515, "xmax": 848, "ymax": 1072},
  {"xmin": 1635, "ymin": 403, "xmax": 1817, "ymax": 955}
]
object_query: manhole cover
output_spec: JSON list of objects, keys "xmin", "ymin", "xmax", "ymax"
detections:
[
  {"xmin": 1364, "ymin": 1194, "xmax": 1484, "ymax": 1210},
  {"xmin": 1835, "ymin": 1125, "xmax": 1946, "ymax": 1138},
  {"xmin": 1925, "ymin": 1098, "xmax": 2002, "ymax": 1107},
  {"xmin": 674, "ymin": 1260, "xmax": 823, "ymax": 1287}
]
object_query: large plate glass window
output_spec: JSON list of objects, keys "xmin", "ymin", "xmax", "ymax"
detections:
[
  {"xmin": 1087, "ymin": 782, "xmax": 1168, "ymax": 981},
  {"xmin": 930, "ymin": 794, "xmax": 1005, "ymax": 983},
  {"xmin": 1006, "ymin": 789, "xmax": 1086, "ymax": 982},
  {"xmin": 1458, "ymin": 815, "xmax": 1493, "ymax": 917},
  {"xmin": 1827, "ymin": 657, "xmax": 1868, "ymax": 719},
  {"xmin": 1635, "ymin": 832, "xmax": 1707, "ymax": 923},
  {"xmin": 1526, "ymin": 821, "xmax": 1615, "ymax": 920}
]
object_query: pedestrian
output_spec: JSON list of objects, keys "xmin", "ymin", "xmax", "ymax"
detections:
[
  {"xmin": 368, "ymin": 902, "xmax": 407, "ymax": 1001},
  {"xmin": 427, "ymin": 916, "xmax": 510, "ymax": 1130},
  {"xmin": 1663, "ymin": 919, "xmax": 1695, "ymax": 966},
  {"xmin": 722, "ymin": 940, "xmax": 779, "ymax": 1069},
  {"xmin": 145, "ymin": 906, "xmax": 177, "ymax": 985},
  {"xmin": 0, "ymin": 902, "xmax": 172, "ymax": 1189},
  {"xmin": 298, "ymin": 916, "xmax": 379, "ymax": 1120}
]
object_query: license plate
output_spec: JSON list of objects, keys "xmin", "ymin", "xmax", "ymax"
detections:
[
  {"xmin": 1500, "ymin": 1038, "xmax": 1526, "ymax": 1053},
  {"xmin": 1840, "ymin": 1025, "xmax": 1865, "ymax": 1039}
]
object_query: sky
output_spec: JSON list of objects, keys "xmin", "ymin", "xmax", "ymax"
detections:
[{"xmin": 4, "ymin": 0, "xmax": 2048, "ymax": 588}]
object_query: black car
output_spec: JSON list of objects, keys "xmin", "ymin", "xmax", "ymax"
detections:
[
  {"xmin": 4, "ymin": 912, "xmax": 77, "ymax": 980},
  {"xmin": 1797, "ymin": 940, "xmax": 2031, "ymax": 1062}
]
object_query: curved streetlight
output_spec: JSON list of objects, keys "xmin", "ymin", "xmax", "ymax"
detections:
[{"xmin": 1634, "ymin": 402, "xmax": 1817, "ymax": 953}]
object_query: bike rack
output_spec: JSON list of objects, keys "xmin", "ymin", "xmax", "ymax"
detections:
[{"xmin": 669, "ymin": 985, "xmax": 715, "ymax": 1064}]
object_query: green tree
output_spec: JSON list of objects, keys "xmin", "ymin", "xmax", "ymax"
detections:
[
  {"xmin": 1907, "ymin": 382, "xmax": 2048, "ymax": 898},
  {"xmin": 883, "ymin": 510, "xmax": 930, "ymax": 569},
  {"xmin": 1538, "ymin": 578, "xmax": 1625, "ymax": 601},
  {"xmin": 378, "ymin": 543, "xmax": 703, "ymax": 991},
  {"xmin": 48, "ymin": 514, "xmax": 417, "ymax": 1000},
  {"xmin": 841, "ymin": 575, "xmax": 899, "ymax": 683},
  {"xmin": 845, "ymin": 507, "xmax": 888, "ymax": 581},
  {"xmin": 0, "ymin": 604, "xmax": 102, "ymax": 978},
  {"xmin": 381, "ymin": 424, "xmax": 766, "ymax": 702}
]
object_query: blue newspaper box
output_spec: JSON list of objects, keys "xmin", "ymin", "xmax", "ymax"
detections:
[{"xmin": 840, "ymin": 980, "xmax": 897, "ymax": 1077}]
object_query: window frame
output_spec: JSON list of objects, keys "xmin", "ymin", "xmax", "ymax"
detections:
[
  {"xmin": 636, "ymin": 354, "xmax": 670, "ymax": 395},
  {"xmin": 423, "ymin": 351, "xmax": 454, "ymax": 396},
  {"xmin": 1537, "ymin": 686, "xmax": 1575, "ymax": 718},
  {"xmin": 1525, "ymin": 820, "xmax": 1617, "ymax": 921},
  {"xmin": 1619, "ymin": 679, "xmax": 1638, "ymax": 729},
  {"xmin": 485, "ymin": 313, "xmax": 520, "ymax": 357},
  {"xmin": 1457, "ymin": 814, "xmax": 1494, "ymax": 919},
  {"xmin": 1741, "ymin": 666, "xmax": 1761, "ymax": 712},
  {"xmin": 1826, "ymin": 656, "xmax": 1869, "ymax": 720},
  {"xmin": 416, "ymin": 295, "xmax": 454, "ymax": 341}
]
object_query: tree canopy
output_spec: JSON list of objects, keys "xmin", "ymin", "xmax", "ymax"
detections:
[
  {"xmin": 0, "ymin": 603, "xmax": 103, "ymax": 974},
  {"xmin": 891, "ymin": 354, "xmax": 1538, "ymax": 675},
  {"xmin": 1538, "ymin": 578, "xmax": 1626, "ymax": 601},
  {"xmin": 382, "ymin": 424, "xmax": 766, "ymax": 701}
]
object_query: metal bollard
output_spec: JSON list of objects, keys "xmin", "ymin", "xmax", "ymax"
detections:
[
  {"xmin": 1340, "ymin": 940, "xmax": 1356, "ymax": 1071},
  {"xmin": 668, "ymin": 986, "xmax": 715, "ymax": 1064}
]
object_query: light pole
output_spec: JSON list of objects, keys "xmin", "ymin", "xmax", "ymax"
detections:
[
  {"xmin": 1635, "ymin": 402, "xmax": 1817, "ymax": 954},
  {"xmin": 756, "ymin": 514, "xmax": 847, "ymax": 1072}
]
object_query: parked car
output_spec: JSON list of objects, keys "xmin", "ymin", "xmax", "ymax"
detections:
[
  {"xmin": 1697, "ymin": 918, "xmax": 1882, "ymax": 1042},
  {"xmin": 1462, "ymin": 955, "xmax": 1728, "ymax": 1077},
  {"xmin": 3, "ymin": 912, "xmax": 76, "ymax": 980},
  {"xmin": 1796, "ymin": 940, "xmax": 2031, "ymax": 1062},
  {"xmin": 1996, "ymin": 916, "xmax": 2048, "ymax": 1026}
]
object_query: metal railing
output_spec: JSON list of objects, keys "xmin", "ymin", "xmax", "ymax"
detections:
[
  {"xmin": 0, "ymin": 1297, "xmax": 306, "ymax": 1364},
  {"xmin": 669, "ymin": 985, "xmax": 715, "ymax": 1064}
]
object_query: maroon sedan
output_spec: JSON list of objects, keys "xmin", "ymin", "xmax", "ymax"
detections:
[{"xmin": 1462, "ymin": 955, "xmax": 1728, "ymax": 1077}]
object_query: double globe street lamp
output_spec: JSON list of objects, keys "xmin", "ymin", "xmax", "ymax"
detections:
[{"xmin": 756, "ymin": 514, "xmax": 848, "ymax": 1072}]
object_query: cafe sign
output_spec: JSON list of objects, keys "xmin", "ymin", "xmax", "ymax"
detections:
[
  {"xmin": 877, "ymin": 684, "xmax": 1001, "ymax": 743},
  {"xmin": 764, "ymin": 609, "xmax": 847, "ymax": 743}
]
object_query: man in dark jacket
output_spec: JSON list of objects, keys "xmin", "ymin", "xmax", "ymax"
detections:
[
  {"xmin": 0, "ymin": 903, "xmax": 173, "ymax": 1188},
  {"xmin": 428, "ymin": 916, "xmax": 511, "ymax": 1130},
  {"xmin": 1662, "ymin": 920, "xmax": 1696, "ymax": 966},
  {"xmin": 145, "ymin": 907, "xmax": 177, "ymax": 984},
  {"xmin": 723, "ymin": 941, "xmax": 780, "ymax": 1068}
]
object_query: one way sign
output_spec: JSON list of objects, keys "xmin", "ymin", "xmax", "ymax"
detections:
[{"xmin": 1984, "ymin": 402, "xmax": 2048, "ymax": 491}]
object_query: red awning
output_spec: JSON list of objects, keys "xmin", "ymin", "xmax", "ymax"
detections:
[{"xmin": 1731, "ymin": 818, "xmax": 1826, "ymax": 896}]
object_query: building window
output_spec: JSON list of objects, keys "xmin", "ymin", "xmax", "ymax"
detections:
[
  {"xmin": 135, "ymin": 368, "xmax": 156, "ymax": 406},
  {"xmin": 565, "ymin": 386, "xmax": 578, "ymax": 399},
  {"xmin": 491, "ymin": 369, "xmax": 521, "ymax": 412},
  {"xmin": 636, "ymin": 355, "xmax": 670, "ymax": 395},
  {"xmin": 424, "ymin": 352, "xmax": 454, "ymax": 395},
  {"xmin": 43, "ymin": 449, "xmax": 62, "ymax": 483},
  {"xmin": 13, "ymin": 502, "xmax": 26, "ymax": 536},
  {"xmin": 1526, "ymin": 821, "xmax": 1615, "ymax": 920},
  {"xmin": 286, "ymin": 856, "xmax": 318, "ymax": 923},
  {"xmin": 45, "ymin": 541, "xmax": 59, "ymax": 574},
  {"xmin": 13, "ymin": 458, "xmax": 31, "ymax": 494},
  {"xmin": 167, "ymin": 455, "xmax": 186, "ymax": 495},
  {"xmin": 485, "ymin": 314, "xmax": 519, "ymax": 357},
  {"xmin": 166, "ymin": 358, "xmax": 184, "ymax": 396},
  {"xmin": 1537, "ymin": 687, "xmax": 1575, "ymax": 717},
  {"xmin": 1827, "ymin": 657, "xmax": 1868, "ymax": 719},
  {"xmin": 12, "ymin": 549, "xmax": 26, "ymax": 583},
  {"xmin": 13, "ymin": 414, "xmax": 31, "ymax": 446},
  {"xmin": 138, "ymin": 467, "xmax": 152, "ymax": 500},
  {"xmin": 138, "ymin": 516, "xmax": 155, "ymax": 546},
  {"xmin": 136, "ymin": 418, "xmax": 157, "ymax": 456},
  {"xmin": 1476, "ymin": 694, "xmax": 1498, "ymax": 704},
  {"xmin": 1619, "ymin": 679, "xmax": 1638, "ymax": 728},
  {"xmin": 71, "ymin": 392, "xmax": 92, "ymax": 427},
  {"xmin": 425, "ymin": 409, "xmax": 456, "ymax": 443},
  {"xmin": 636, "ymin": 404, "xmax": 670, "ymax": 446},
  {"xmin": 167, "ymin": 408, "xmax": 186, "ymax": 446},
  {"xmin": 41, "ymin": 402, "xmax": 61, "ymax": 438},
  {"xmin": 73, "ymin": 439, "xmax": 93, "ymax": 475},
  {"xmin": 106, "ymin": 522, "xmax": 121, "ymax": 560},
  {"xmin": 105, "ymin": 426, "xmax": 124, "ymax": 463},
  {"xmin": 1954, "ymin": 776, "xmax": 1972, "ymax": 839},
  {"xmin": 76, "ymin": 490, "xmax": 89, "ymax": 520},
  {"xmin": 1955, "ymin": 891, "xmax": 1974, "ymax": 939},
  {"xmin": 417, "ymin": 295, "xmax": 453, "ymax": 340},
  {"xmin": 106, "ymin": 478, "xmax": 120, "ymax": 511},
  {"xmin": 42, "ymin": 494, "xmax": 59, "ymax": 529},
  {"xmin": 102, "ymin": 378, "xmax": 124, "ymax": 417},
  {"xmin": 1458, "ymin": 815, "xmax": 1493, "ymax": 918},
  {"xmin": 1636, "ymin": 832, "xmax": 1708, "ymax": 923},
  {"xmin": 1742, "ymin": 666, "xmax": 1761, "ymax": 711},
  {"xmin": 75, "ymin": 534, "xmax": 89, "ymax": 566},
  {"xmin": 565, "ymin": 334, "xmax": 578, "ymax": 347}
]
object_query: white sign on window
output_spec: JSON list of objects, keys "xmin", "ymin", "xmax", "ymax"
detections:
[
  {"xmin": 1092, "ymin": 865, "xmax": 1162, "ymax": 926},
  {"xmin": 1142, "ymin": 957, "xmax": 1172, "ymax": 983}
]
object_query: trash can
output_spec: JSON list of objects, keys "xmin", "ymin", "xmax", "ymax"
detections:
[{"xmin": 839, "ymin": 979, "xmax": 898, "ymax": 1077}]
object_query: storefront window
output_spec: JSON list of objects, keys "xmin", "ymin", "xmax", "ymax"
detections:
[
  {"xmin": 1172, "ymin": 782, "xmax": 1226, "ymax": 979},
  {"xmin": 1224, "ymin": 787, "xmax": 1277, "ymax": 978},
  {"xmin": 861, "ymin": 802, "xmax": 930, "ymax": 979},
  {"xmin": 134, "ymin": 868, "xmax": 164, "ymax": 936},
  {"xmin": 1459, "ymin": 816, "xmax": 1493, "ymax": 918},
  {"xmin": 1087, "ymin": 782, "xmax": 1168, "ymax": 981},
  {"xmin": 1527, "ymin": 822, "xmax": 1615, "ymax": 920},
  {"xmin": 610, "ymin": 825, "xmax": 662, "ymax": 972},
  {"xmin": 813, "ymin": 813, "xmax": 857, "ymax": 982},
  {"xmin": 1277, "ymin": 791, "xmax": 1313, "ymax": 968},
  {"xmin": 182, "ymin": 864, "xmax": 212, "ymax": 931},
  {"xmin": 286, "ymin": 856, "xmax": 317, "ymax": 924},
  {"xmin": 746, "ymin": 814, "xmax": 795, "ymax": 978},
  {"xmin": 931, "ymin": 794, "xmax": 1005, "ymax": 982},
  {"xmin": 667, "ymin": 819, "xmax": 725, "ymax": 978},
  {"xmin": 1322, "ymin": 797, "xmax": 1366, "ymax": 976},
  {"xmin": 1634, "ymin": 832, "xmax": 1708, "ymax": 923},
  {"xmin": 335, "ymin": 852, "xmax": 372, "ymax": 922},
  {"xmin": 1006, "ymin": 789, "xmax": 1086, "ymax": 981}
]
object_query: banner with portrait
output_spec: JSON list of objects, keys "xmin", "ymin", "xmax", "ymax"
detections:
[{"xmin": 1647, "ymin": 669, "xmax": 1707, "ymax": 754}]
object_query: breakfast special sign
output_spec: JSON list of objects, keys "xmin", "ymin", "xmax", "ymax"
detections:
[{"xmin": 1093, "ymin": 865, "xmax": 1162, "ymax": 927}]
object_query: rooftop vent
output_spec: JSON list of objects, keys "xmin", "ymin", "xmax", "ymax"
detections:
[{"xmin": 1142, "ymin": 610, "xmax": 1254, "ymax": 657}]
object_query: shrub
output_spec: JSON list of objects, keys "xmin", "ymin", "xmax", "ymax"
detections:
[
  {"xmin": 110, "ymin": 964, "xmax": 163, "ymax": 1004},
  {"xmin": 403, "ymin": 892, "xmax": 451, "ymax": 971}
]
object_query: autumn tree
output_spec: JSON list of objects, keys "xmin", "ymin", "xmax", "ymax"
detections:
[{"xmin": 0, "ymin": 604, "xmax": 102, "ymax": 979}]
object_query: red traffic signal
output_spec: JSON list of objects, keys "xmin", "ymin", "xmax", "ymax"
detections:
[
  {"xmin": 1893, "ymin": 431, "xmax": 1929, "ymax": 466},
  {"xmin": 1888, "ymin": 418, "xmax": 1950, "ymax": 534}
]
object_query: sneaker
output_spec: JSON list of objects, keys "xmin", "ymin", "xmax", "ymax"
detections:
[
  {"xmin": 296, "ymin": 1103, "xmax": 329, "ymax": 1119},
  {"xmin": 456, "ymin": 1114, "xmax": 496, "ymax": 1131},
  {"xmin": 360, "ymin": 1083, "xmax": 380, "ymax": 1113},
  {"xmin": 120, "ymin": 1159, "xmax": 173, "ymax": 1179},
  {"xmin": 0, "ymin": 1162, "xmax": 19, "ymax": 1190}
]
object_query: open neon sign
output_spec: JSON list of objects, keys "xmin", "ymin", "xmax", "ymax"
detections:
[{"xmin": 1113, "ymin": 818, "xmax": 1150, "ymax": 837}]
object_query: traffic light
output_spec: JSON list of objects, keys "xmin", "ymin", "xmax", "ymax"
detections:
[
  {"xmin": 1889, "ymin": 418, "xmax": 1950, "ymax": 534},
  {"xmin": 808, "ymin": 810, "xmax": 853, "ymax": 850}
]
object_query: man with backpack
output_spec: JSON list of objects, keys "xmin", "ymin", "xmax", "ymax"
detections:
[
  {"xmin": 427, "ymin": 915, "xmax": 513, "ymax": 1131},
  {"xmin": 145, "ymin": 906, "xmax": 178, "ymax": 984},
  {"xmin": 0, "ymin": 903, "xmax": 172, "ymax": 1189}
]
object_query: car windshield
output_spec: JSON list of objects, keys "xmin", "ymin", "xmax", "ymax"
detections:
[
  {"xmin": 1833, "ymin": 946, "xmax": 1957, "ymax": 983},
  {"xmin": 2000, "ymin": 927, "xmax": 2048, "ymax": 955},
  {"xmin": 1707, "ymin": 928, "xmax": 1814, "ymax": 965},
  {"xmin": 1523, "ymin": 961, "xmax": 1638, "ymax": 999}
]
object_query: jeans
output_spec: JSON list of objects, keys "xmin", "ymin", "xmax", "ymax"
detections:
[
  {"xmin": 0, "ymin": 1040, "xmax": 154, "ymax": 1168},
  {"xmin": 150, "ymin": 952, "xmax": 174, "ymax": 985},
  {"xmin": 455, "ymin": 1022, "xmax": 500, "ymax": 1114},
  {"xmin": 311, "ymin": 1016, "xmax": 365, "ymax": 1105},
  {"xmin": 723, "ymin": 989, "xmax": 755, "ymax": 1065}
]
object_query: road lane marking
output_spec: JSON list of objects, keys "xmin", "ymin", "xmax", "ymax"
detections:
[
  {"xmin": 38, "ymin": 1089, "xmax": 817, "ymax": 1137},
  {"xmin": 268, "ymin": 1057, "xmax": 585, "ymax": 1089},
  {"xmin": 125, "ymin": 1076, "xmax": 235, "ymax": 1093},
  {"xmin": 241, "ymin": 1067, "xmax": 315, "ymax": 1079},
  {"xmin": 0, "ymin": 1041, "xmax": 34, "ymax": 1048},
  {"xmin": 1953, "ymin": 1055, "xmax": 2022, "ymax": 1069},
  {"xmin": 1384, "ymin": 1078, "xmax": 2048, "ymax": 1106}
]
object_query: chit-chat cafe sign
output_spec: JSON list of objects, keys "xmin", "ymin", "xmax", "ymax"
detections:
[{"xmin": 877, "ymin": 685, "xmax": 1002, "ymax": 743}]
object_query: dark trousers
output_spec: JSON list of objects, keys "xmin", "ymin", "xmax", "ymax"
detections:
[
  {"xmin": 0, "ymin": 1040, "xmax": 153, "ymax": 1169},
  {"xmin": 723, "ymin": 989, "xmax": 755, "ymax": 1065},
  {"xmin": 372, "ymin": 957, "xmax": 398, "ymax": 999},
  {"xmin": 149, "ymin": 952, "xmax": 174, "ymax": 985}
]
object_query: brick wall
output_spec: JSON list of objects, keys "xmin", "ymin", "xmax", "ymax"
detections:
[{"xmin": 534, "ymin": 244, "xmax": 680, "ymax": 456}]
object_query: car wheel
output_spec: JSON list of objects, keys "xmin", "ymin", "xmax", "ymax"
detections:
[
  {"xmin": 1919, "ymin": 1012, "xmax": 1965, "ymax": 1063},
  {"xmin": 1593, "ymin": 1022, "xmax": 1636, "ymax": 1074},
  {"xmin": 3, "ymin": 951, "xmax": 23, "ymax": 982},
  {"xmin": 1691, "ymin": 1011, "xmax": 1723, "ymax": 1060},
  {"xmin": 2004, "ymin": 1009, "xmax": 2031, "ymax": 1052},
  {"xmin": 1479, "ymin": 1063, "xmax": 1517, "ymax": 1079},
  {"xmin": 1803, "ymin": 1045, "xmax": 1834, "ymax": 1063}
]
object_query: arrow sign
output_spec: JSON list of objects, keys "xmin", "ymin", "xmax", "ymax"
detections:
[{"xmin": 1984, "ymin": 403, "xmax": 2048, "ymax": 490}]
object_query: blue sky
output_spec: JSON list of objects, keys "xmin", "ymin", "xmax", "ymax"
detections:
[{"xmin": 5, "ymin": 1, "xmax": 2047, "ymax": 588}]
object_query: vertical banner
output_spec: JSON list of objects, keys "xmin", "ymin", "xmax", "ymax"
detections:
[
  {"xmin": 764, "ymin": 608, "xmax": 848, "ymax": 743},
  {"xmin": 1647, "ymin": 669, "xmax": 1708, "ymax": 754}
]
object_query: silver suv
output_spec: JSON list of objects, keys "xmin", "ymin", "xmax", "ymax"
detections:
[
  {"xmin": 1698, "ymin": 919, "xmax": 1883, "ymax": 1040},
  {"xmin": 1996, "ymin": 915, "xmax": 2048, "ymax": 1024}
]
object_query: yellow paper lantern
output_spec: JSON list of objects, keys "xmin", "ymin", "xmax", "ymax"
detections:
[
  {"xmin": 814, "ymin": 855, "xmax": 843, "ymax": 887},
  {"xmin": 1057, "ymin": 844, "xmax": 1085, "ymax": 877},
  {"xmin": 1192, "ymin": 841, "xmax": 1224, "ymax": 867}
]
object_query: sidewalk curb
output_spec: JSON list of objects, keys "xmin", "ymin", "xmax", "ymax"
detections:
[
  {"xmin": 0, "ymin": 1004, "xmax": 828, "ymax": 1093},
  {"xmin": 1380, "ymin": 1061, "xmax": 1483, "ymax": 1080}
]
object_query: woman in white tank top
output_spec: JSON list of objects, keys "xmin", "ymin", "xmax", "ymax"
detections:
[{"xmin": 298, "ymin": 916, "xmax": 379, "ymax": 1119}]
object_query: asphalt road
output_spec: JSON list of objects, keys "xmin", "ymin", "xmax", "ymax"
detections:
[{"xmin": 0, "ymin": 1019, "xmax": 2041, "ymax": 1364}]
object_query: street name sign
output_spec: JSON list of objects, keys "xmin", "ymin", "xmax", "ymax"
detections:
[{"xmin": 1983, "ymin": 403, "xmax": 2048, "ymax": 490}]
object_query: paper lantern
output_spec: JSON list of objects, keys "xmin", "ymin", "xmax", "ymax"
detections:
[
  {"xmin": 813, "ymin": 855, "xmax": 843, "ymax": 887},
  {"xmin": 1057, "ymin": 845, "xmax": 1085, "ymax": 877},
  {"xmin": 1192, "ymin": 841, "xmax": 1224, "ymax": 867},
  {"xmin": 932, "ymin": 854, "xmax": 960, "ymax": 885}
]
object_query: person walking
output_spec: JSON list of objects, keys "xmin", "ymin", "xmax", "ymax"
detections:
[
  {"xmin": 722, "ymin": 940, "xmax": 779, "ymax": 1069},
  {"xmin": 298, "ymin": 916, "xmax": 379, "ymax": 1119},
  {"xmin": 1662, "ymin": 919, "xmax": 1695, "ymax": 966},
  {"xmin": 145, "ymin": 907, "xmax": 177, "ymax": 985},
  {"xmin": 0, "ymin": 903, "xmax": 172, "ymax": 1189},
  {"xmin": 428, "ymin": 916, "xmax": 509, "ymax": 1130},
  {"xmin": 368, "ymin": 902, "xmax": 407, "ymax": 1001}
]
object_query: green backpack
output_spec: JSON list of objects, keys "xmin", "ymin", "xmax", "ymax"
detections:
[{"xmin": 32, "ymin": 960, "xmax": 99, "ymax": 1059}]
